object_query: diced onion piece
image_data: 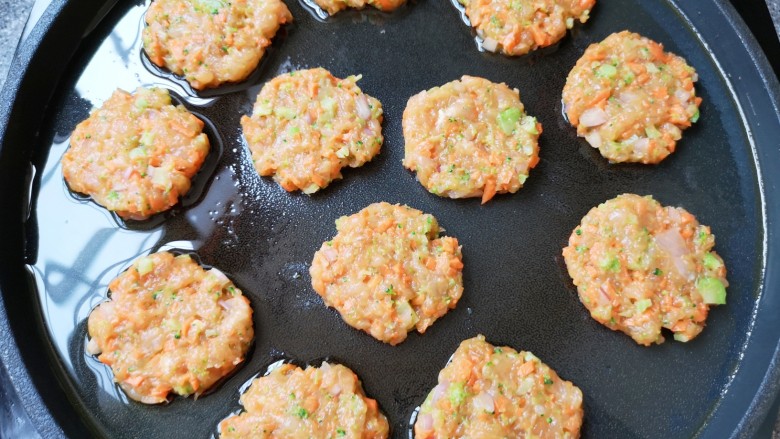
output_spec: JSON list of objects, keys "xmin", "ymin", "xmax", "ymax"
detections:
[
  {"xmin": 473, "ymin": 392, "xmax": 495, "ymax": 413},
  {"xmin": 395, "ymin": 300, "xmax": 419, "ymax": 330},
  {"xmin": 356, "ymin": 95, "xmax": 371, "ymax": 120},
  {"xmin": 208, "ymin": 268, "xmax": 232, "ymax": 289},
  {"xmin": 655, "ymin": 228, "xmax": 689, "ymax": 257},
  {"xmin": 655, "ymin": 228, "xmax": 695, "ymax": 279},
  {"xmin": 482, "ymin": 37, "xmax": 498, "ymax": 52},
  {"xmin": 584, "ymin": 131, "xmax": 603, "ymax": 149},
  {"xmin": 580, "ymin": 107, "xmax": 608, "ymax": 127},
  {"xmin": 675, "ymin": 88, "xmax": 692, "ymax": 102},
  {"xmin": 432, "ymin": 381, "xmax": 448, "ymax": 402},
  {"xmin": 86, "ymin": 337, "xmax": 102, "ymax": 355},
  {"xmin": 136, "ymin": 256, "xmax": 155, "ymax": 276},
  {"xmin": 417, "ymin": 413, "xmax": 433, "ymax": 431},
  {"xmin": 632, "ymin": 137, "xmax": 650, "ymax": 155},
  {"xmin": 322, "ymin": 248, "xmax": 338, "ymax": 262}
]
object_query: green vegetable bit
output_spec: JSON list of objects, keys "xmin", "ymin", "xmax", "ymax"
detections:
[
  {"xmin": 497, "ymin": 107, "xmax": 522, "ymax": 135},
  {"xmin": 697, "ymin": 277, "xmax": 726, "ymax": 304},
  {"xmin": 448, "ymin": 382, "xmax": 468, "ymax": 407},
  {"xmin": 596, "ymin": 64, "xmax": 618, "ymax": 78},
  {"xmin": 703, "ymin": 253, "xmax": 723, "ymax": 270}
]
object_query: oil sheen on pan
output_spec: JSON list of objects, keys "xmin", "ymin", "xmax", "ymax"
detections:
[{"xmin": 26, "ymin": 0, "xmax": 764, "ymax": 437}]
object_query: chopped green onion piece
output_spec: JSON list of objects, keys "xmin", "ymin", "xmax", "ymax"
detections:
[
  {"xmin": 448, "ymin": 382, "xmax": 468, "ymax": 406},
  {"xmin": 703, "ymin": 253, "xmax": 722, "ymax": 270},
  {"xmin": 274, "ymin": 107, "xmax": 296, "ymax": 120},
  {"xmin": 697, "ymin": 277, "xmax": 726, "ymax": 304},
  {"xmin": 596, "ymin": 64, "xmax": 617, "ymax": 78},
  {"xmin": 635, "ymin": 298, "xmax": 652, "ymax": 314},
  {"xmin": 691, "ymin": 109, "xmax": 700, "ymax": 123},
  {"xmin": 137, "ymin": 257, "xmax": 154, "ymax": 276},
  {"xmin": 519, "ymin": 116, "xmax": 538, "ymax": 134},
  {"xmin": 497, "ymin": 107, "xmax": 522, "ymax": 134},
  {"xmin": 645, "ymin": 125, "xmax": 661, "ymax": 139}
]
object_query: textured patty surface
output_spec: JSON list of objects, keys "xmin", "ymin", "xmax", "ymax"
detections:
[
  {"xmin": 242, "ymin": 68, "xmax": 383, "ymax": 194},
  {"xmin": 562, "ymin": 31, "xmax": 701, "ymax": 163},
  {"xmin": 219, "ymin": 362, "xmax": 389, "ymax": 438},
  {"xmin": 458, "ymin": 0, "xmax": 595, "ymax": 56},
  {"xmin": 310, "ymin": 202, "xmax": 464, "ymax": 345},
  {"xmin": 87, "ymin": 252, "xmax": 254, "ymax": 403},
  {"xmin": 62, "ymin": 87, "xmax": 210, "ymax": 220},
  {"xmin": 415, "ymin": 335, "xmax": 584, "ymax": 438},
  {"xmin": 143, "ymin": 0, "xmax": 292, "ymax": 90},
  {"xmin": 403, "ymin": 76, "xmax": 540, "ymax": 204},
  {"xmin": 314, "ymin": 0, "xmax": 405, "ymax": 15},
  {"xmin": 562, "ymin": 194, "xmax": 728, "ymax": 345}
]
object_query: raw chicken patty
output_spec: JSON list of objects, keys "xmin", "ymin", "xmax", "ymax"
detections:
[
  {"xmin": 415, "ymin": 335, "xmax": 584, "ymax": 438},
  {"xmin": 143, "ymin": 0, "xmax": 292, "ymax": 90},
  {"xmin": 403, "ymin": 76, "xmax": 541, "ymax": 204},
  {"xmin": 62, "ymin": 87, "xmax": 210, "ymax": 220},
  {"xmin": 562, "ymin": 194, "xmax": 728, "ymax": 345},
  {"xmin": 310, "ymin": 202, "xmax": 464, "ymax": 345},
  {"xmin": 562, "ymin": 31, "xmax": 701, "ymax": 163},
  {"xmin": 242, "ymin": 68, "xmax": 383, "ymax": 194},
  {"xmin": 458, "ymin": 0, "xmax": 595, "ymax": 56},
  {"xmin": 86, "ymin": 251, "xmax": 254, "ymax": 403},
  {"xmin": 219, "ymin": 362, "xmax": 389, "ymax": 438}
]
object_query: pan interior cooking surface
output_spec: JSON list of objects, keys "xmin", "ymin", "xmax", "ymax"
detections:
[{"xmin": 28, "ymin": 0, "xmax": 763, "ymax": 437}]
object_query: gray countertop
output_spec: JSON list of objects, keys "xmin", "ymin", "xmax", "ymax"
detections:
[{"xmin": 0, "ymin": 0, "xmax": 779, "ymax": 438}]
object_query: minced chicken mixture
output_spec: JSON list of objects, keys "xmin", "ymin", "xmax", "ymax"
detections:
[
  {"xmin": 87, "ymin": 252, "xmax": 254, "ymax": 403},
  {"xmin": 62, "ymin": 87, "xmax": 210, "ymax": 220},
  {"xmin": 143, "ymin": 0, "xmax": 292, "ymax": 90},
  {"xmin": 403, "ymin": 76, "xmax": 541, "ymax": 204},
  {"xmin": 219, "ymin": 362, "xmax": 389, "ymax": 438},
  {"xmin": 563, "ymin": 194, "xmax": 728, "ymax": 345},
  {"xmin": 310, "ymin": 202, "xmax": 464, "ymax": 345},
  {"xmin": 415, "ymin": 335, "xmax": 584, "ymax": 438},
  {"xmin": 562, "ymin": 31, "xmax": 701, "ymax": 163},
  {"xmin": 458, "ymin": 0, "xmax": 595, "ymax": 56},
  {"xmin": 242, "ymin": 68, "xmax": 383, "ymax": 194}
]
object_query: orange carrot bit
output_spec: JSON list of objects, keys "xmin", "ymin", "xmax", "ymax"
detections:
[
  {"xmin": 449, "ymin": 258, "xmax": 464, "ymax": 270},
  {"xmin": 481, "ymin": 178, "xmax": 497, "ymax": 204},
  {"xmin": 530, "ymin": 26, "xmax": 550, "ymax": 47},
  {"xmin": 648, "ymin": 42, "xmax": 665, "ymax": 61},
  {"xmin": 587, "ymin": 89, "xmax": 612, "ymax": 108},
  {"xmin": 126, "ymin": 375, "xmax": 145, "ymax": 387},
  {"xmin": 518, "ymin": 361, "xmax": 535, "ymax": 377}
]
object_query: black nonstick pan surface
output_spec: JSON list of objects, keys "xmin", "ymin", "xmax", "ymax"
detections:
[{"xmin": 1, "ymin": 0, "xmax": 780, "ymax": 437}]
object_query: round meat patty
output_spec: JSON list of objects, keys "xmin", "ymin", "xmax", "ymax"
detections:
[
  {"xmin": 457, "ymin": 0, "xmax": 595, "ymax": 56},
  {"xmin": 313, "ymin": 0, "xmax": 404, "ymax": 15},
  {"xmin": 242, "ymin": 68, "xmax": 383, "ymax": 194},
  {"xmin": 219, "ymin": 362, "xmax": 389, "ymax": 438},
  {"xmin": 310, "ymin": 202, "xmax": 464, "ymax": 345},
  {"xmin": 562, "ymin": 194, "xmax": 728, "ymax": 346},
  {"xmin": 62, "ymin": 87, "xmax": 210, "ymax": 220},
  {"xmin": 86, "ymin": 252, "xmax": 254, "ymax": 404},
  {"xmin": 562, "ymin": 31, "xmax": 701, "ymax": 164},
  {"xmin": 403, "ymin": 76, "xmax": 541, "ymax": 204},
  {"xmin": 143, "ymin": 0, "xmax": 292, "ymax": 90},
  {"xmin": 414, "ymin": 335, "xmax": 584, "ymax": 438}
]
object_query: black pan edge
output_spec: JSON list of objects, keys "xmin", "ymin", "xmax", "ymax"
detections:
[
  {"xmin": 0, "ymin": 1, "xmax": 120, "ymax": 436},
  {"xmin": 676, "ymin": 1, "xmax": 780, "ymax": 437},
  {"xmin": 1, "ymin": 0, "xmax": 779, "ymax": 437}
]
